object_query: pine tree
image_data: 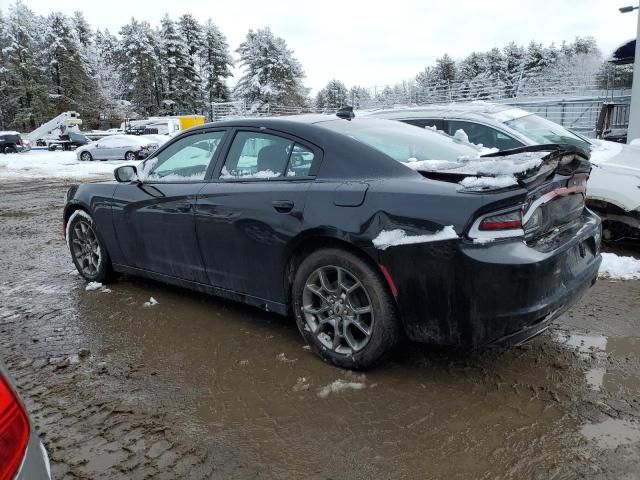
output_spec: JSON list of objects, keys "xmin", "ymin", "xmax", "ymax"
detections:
[
  {"xmin": 315, "ymin": 79, "xmax": 348, "ymax": 111},
  {"xmin": 433, "ymin": 54, "xmax": 456, "ymax": 83},
  {"xmin": 177, "ymin": 14, "xmax": 204, "ymax": 113},
  {"xmin": 200, "ymin": 19, "xmax": 233, "ymax": 111},
  {"xmin": 2, "ymin": 1, "xmax": 51, "ymax": 130},
  {"xmin": 234, "ymin": 28, "xmax": 307, "ymax": 111},
  {"xmin": 502, "ymin": 42, "xmax": 526, "ymax": 97},
  {"xmin": 348, "ymin": 86, "xmax": 371, "ymax": 109},
  {"xmin": 72, "ymin": 11, "xmax": 92, "ymax": 48},
  {"xmin": 118, "ymin": 18, "xmax": 160, "ymax": 116}
]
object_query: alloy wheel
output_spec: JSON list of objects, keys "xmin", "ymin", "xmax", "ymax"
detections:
[
  {"xmin": 81, "ymin": 152, "xmax": 91, "ymax": 161},
  {"xmin": 302, "ymin": 265, "xmax": 374, "ymax": 355},
  {"xmin": 70, "ymin": 220, "xmax": 101, "ymax": 276},
  {"xmin": 125, "ymin": 152, "xmax": 136, "ymax": 161}
]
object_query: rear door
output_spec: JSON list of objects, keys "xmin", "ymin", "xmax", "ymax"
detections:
[
  {"xmin": 195, "ymin": 129, "xmax": 320, "ymax": 302},
  {"xmin": 111, "ymin": 129, "xmax": 227, "ymax": 283}
]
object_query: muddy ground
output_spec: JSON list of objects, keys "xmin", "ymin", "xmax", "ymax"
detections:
[{"xmin": 1, "ymin": 178, "xmax": 639, "ymax": 479}]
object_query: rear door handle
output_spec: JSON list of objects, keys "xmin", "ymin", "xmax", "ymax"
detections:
[
  {"xmin": 272, "ymin": 200, "xmax": 294, "ymax": 213},
  {"xmin": 176, "ymin": 202, "xmax": 192, "ymax": 212}
]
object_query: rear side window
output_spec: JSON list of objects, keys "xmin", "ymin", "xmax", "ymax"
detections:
[
  {"xmin": 402, "ymin": 118, "xmax": 445, "ymax": 131},
  {"xmin": 221, "ymin": 131, "xmax": 294, "ymax": 179},
  {"xmin": 287, "ymin": 144, "xmax": 314, "ymax": 177},
  {"xmin": 447, "ymin": 120, "xmax": 523, "ymax": 150}
]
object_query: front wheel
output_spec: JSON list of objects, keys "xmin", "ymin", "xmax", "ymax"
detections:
[
  {"xmin": 292, "ymin": 248, "xmax": 400, "ymax": 369},
  {"xmin": 124, "ymin": 151, "xmax": 136, "ymax": 161},
  {"xmin": 67, "ymin": 210, "xmax": 116, "ymax": 283},
  {"xmin": 80, "ymin": 151, "xmax": 92, "ymax": 162}
]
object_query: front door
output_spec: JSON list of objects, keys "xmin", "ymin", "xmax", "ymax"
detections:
[
  {"xmin": 196, "ymin": 130, "xmax": 319, "ymax": 302},
  {"xmin": 111, "ymin": 129, "xmax": 227, "ymax": 283}
]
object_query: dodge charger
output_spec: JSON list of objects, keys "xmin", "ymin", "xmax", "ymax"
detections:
[{"xmin": 63, "ymin": 113, "xmax": 602, "ymax": 369}]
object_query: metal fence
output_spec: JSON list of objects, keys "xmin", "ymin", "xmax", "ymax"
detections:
[{"xmin": 211, "ymin": 74, "xmax": 632, "ymax": 137}]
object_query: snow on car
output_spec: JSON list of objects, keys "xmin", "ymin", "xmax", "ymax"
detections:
[{"xmin": 366, "ymin": 103, "xmax": 640, "ymax": 241}]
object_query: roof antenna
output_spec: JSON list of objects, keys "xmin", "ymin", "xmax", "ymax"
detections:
[{"xmin": 336, "ymin": 106, "xmax": 355, "ymax": 120}]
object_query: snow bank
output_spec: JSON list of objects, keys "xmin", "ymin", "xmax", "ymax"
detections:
[
  {"xmin": 0, "ymin": 149, "xmax": 135, "ymax": 179},
  {"xmin": 599, "ymin": 253, "xmax": 640, "ymax": 280},
  {"xmin": 373, "ymin": 226, "xmax": 458, "ymax": 250},
  {"xmin": 317, "ymin": 379, "xmax": 366, "ymax": 398}
]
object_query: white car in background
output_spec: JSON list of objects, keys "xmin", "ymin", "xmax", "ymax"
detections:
[
  {"xmin": 75, "ymin": 135, "xmax": 159, "ymax": 162},
  {"xmin": 367, "ymin": 103, "xmax": 640, "ymax": 241}
]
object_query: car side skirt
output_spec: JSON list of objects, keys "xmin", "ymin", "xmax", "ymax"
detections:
[{"xmin": 113, "ymin": 264, "xmax": 289, "ymax": 316}]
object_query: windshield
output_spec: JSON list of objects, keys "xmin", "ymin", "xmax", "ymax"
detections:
[
  {"xmin": 504, "ymin": 114, "xmax": 591, "ymax": 151},
  {"xmin": 320, "ymin": 118, "xmax": 478, "ymax": 162}
]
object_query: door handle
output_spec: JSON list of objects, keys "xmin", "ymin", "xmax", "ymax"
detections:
[
  {"xmin": 272, "ymin": 200, "xmax": 294, "ymax": 213},
  {"xmin": 176, "ymin": 202, "xmax": 192, "ymax": 212}
]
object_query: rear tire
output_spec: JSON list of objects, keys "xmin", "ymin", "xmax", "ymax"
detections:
[
  {"xmin": 292, "ymin": 248, "xmax": 400, "ymax": 369},
  {"xmin": 67, "ymin": 210, "xmax": 116, "ymax": 283},
  {"xmin": 125, "ymin": 151, "xmax": 136, "ymax": 161},
  {"xmin": 4, "ymin": 145, "xmax": 17, "ymax": 154}
]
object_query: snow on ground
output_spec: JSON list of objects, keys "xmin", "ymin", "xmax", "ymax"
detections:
[
  {"xmin": 599, "ymin": 253, "xmax": 640, "ymax": 280},
  {"xmin": 373, "ymin": 226, "xmax": 458, "ymax": 250},
  {"xmin": 143, "ymin": 297, "xmax": 159, "ymax": 307},
  {"xmin": 0, "ymin": 149, "xmax": 135, "ymax": 179},
  {"xmin": 317, "ymin": 379, "xmax": 366, "ymax": 398}
]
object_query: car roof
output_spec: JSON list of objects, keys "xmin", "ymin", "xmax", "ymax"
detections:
[{"xmin": 363, "ymin": 102, "xmax": 531, "ymax": 124}]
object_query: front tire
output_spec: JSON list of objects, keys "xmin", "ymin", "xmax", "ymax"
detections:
[
  {"xmin": 67, "ymin": 211, "xmax": 116, "ymax": 283},
  {"xmin": 80, "ymin": 151, "xmax": 92, "ymax": 162},
  {"xmin": 292, "ymin": 248, "xmax": 400, "ymax": 369}
]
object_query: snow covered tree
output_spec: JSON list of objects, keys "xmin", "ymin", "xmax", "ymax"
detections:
[
  {"xmin": 349, "ymin": 86, "xmax": 371, "ymax": 109},
  {"xmin": 118, "ymin": 18, "xmax": 160, "ymax": 116},
  {"xmin": 234, "ymin": 28, "xmax": 307, "ymax": 111},
  {"xmin": 200, "ymin": 19, "xmax": 233, "ymax": 112},
  {"xmin": 315, "ymin": 79, "xmax": 348, "ymax": 111},
  {"xmin": 45, "ymin": 12, "xmax": 97, "ymax": 115},
  {"xmin": 177, "ymin": 14, "xmax": 204, "ymax": 112},
  {"xmin": 501, "ymin": 42, "xmax": 526, "ymax": 97},
  {"xmin": 433, "ymin": 54, "xmax": 456, "ymax": 83},
  {"xmin": 1, "ymin": 1, "xmax": 51, "ymax": 130},
  {"xmin": 72, "ymin": 11, "xmax": 92, "ymax": 48}
]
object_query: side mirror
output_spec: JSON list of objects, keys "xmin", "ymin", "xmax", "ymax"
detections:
[{"xmin": 114, "ymin": 165, "xmax": 138, "ymax": 183}]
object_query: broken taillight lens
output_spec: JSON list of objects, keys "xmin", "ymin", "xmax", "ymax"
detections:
[
  {"xmin": 0, "ymin": 374, "xmax": 30, "ymax": 480},
  {"xmin": 479, "ymin": 210, "xmax": 522, "ymax": 231}
]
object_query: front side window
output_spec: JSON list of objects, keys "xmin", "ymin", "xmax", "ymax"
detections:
[
  {"xmin": 143, "ymin": 131, "xmax": 224, "ymax": 182},
  {"xmin": 447, "ymin": 120, "xmax": 523, "ymax": 150},
  {"xmin": 221, "ymin": 132, "xmax": 293, "ymax": 179}
]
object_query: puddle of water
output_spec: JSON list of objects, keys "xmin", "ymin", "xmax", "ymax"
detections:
[
  {"xmin": 554, "ymin": 331, "xmax": 608, "ymax": 359},
  {"xmin": 67, "ymin": 280, "xmax": 593, "ymax": 479},
  {"xmin": 581, "ymin": 419, "xmax": 640, "ymax": 449}
]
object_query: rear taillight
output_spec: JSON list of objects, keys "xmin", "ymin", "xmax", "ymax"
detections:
[
  {"xmin": 17, "ymin": 138, "xmax": 23, "ymax": 146},
  {"xmin": 479, "ymin": 210, "xmax": 522, "ymax": 231},
  {"xmin": 0, "ymin": 374, "xmax": 30, "ymax": 480}
]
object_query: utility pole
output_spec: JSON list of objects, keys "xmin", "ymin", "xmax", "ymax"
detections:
[{"xmin": 622, "ymin": 3, "xmax": 640, "ymax": 143}]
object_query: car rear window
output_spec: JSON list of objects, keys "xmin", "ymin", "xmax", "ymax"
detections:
[{"xmin": 319, "ymin": 119, "xmax": 477, "ymax": 162}]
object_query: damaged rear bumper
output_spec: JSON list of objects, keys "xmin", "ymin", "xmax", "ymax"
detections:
[{"xmin": 379, "ymin": 211, "xmax": 602, "ymax": 347}]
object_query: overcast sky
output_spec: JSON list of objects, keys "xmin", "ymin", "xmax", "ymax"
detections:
[{"xmin": 8, "ymin": 0, "xmax": 638, "ymax": 93}]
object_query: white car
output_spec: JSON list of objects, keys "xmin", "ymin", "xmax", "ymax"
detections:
[
  {"xmin": 367, "ymin": 103, "xmax": 640, "ymax": 240},
  {"xmin": 75, "ymin": 135, "xmax": 158, "ymax": 162}
]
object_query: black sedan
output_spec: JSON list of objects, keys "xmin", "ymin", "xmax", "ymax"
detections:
[{"xmin": 63, "ymin": 114, "xmax": 602, "ymax": 369}]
